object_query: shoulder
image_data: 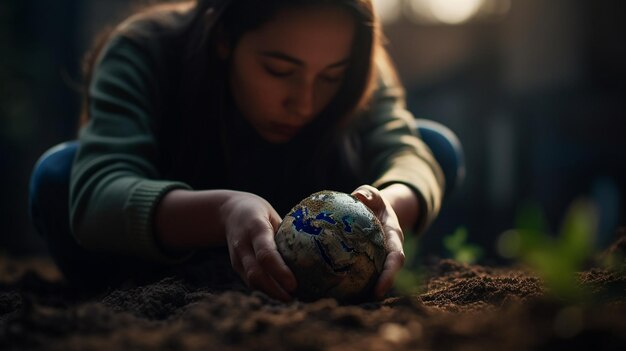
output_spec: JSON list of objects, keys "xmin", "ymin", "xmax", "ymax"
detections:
[
  {"xmin": 372, "ymin": 50, "xmax": 405, "ymax": 101},
  {"xmin": 92, "ymin": 3, "xmax": 197, "ymax": 80},
  {"xmin": 350, "ymin": 50, "xmax": 408, "ymax": 123},
  {"xmin": 95, "ymin": 2, "xmax": 196, "ymax": 65},
  {"xmin": 115, "ymin": 2, "xmax": 196, "ymax": 41}
]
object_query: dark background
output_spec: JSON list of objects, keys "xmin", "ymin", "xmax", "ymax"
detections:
[{"xmin": 1, "ymin": 0, "xmax": 625, "ymax": 261}]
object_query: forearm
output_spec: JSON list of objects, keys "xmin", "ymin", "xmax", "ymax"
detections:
[
  {"xmin": 379, "ymin": 183, "xmax": 419, "ymax": 231},
  {"xmin": 155, "ymin": 189, "xmax": 240, "ymax": 250}
]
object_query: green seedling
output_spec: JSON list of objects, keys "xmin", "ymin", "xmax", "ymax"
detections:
[
  {"xmin": 443, "ymin": 227, "xmax": 484, "ymax": 264},
  {"xmin": 497, "ymin": 198, "xmax": 598, "ymax": 302}
]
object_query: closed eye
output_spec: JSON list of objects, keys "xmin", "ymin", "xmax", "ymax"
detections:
[
  {"xmin": 320, "ymin": 67, "xmax": 347, "ymax": 83},
  {"xmin": 265, "ymin": 66, "xmax": 293, "ymax": 78},
  {"xmin": 320, "ymin": 74, "xmax": 344, "ymax": 83},
  {"xmin": 259, "ymin": 51, "xmax": 350, "ymax": 80}
]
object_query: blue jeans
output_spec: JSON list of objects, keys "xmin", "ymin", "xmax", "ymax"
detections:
[
  {"xmin": 28, "ymin": 142, "xmax": 145, "ymax": 287},
  {"xmin": 29, "ymin": 120, "xmax": 464, "ymax": 283}
]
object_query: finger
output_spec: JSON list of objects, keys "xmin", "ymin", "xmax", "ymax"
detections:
[
  {"xmin": 375, "ymin": 250, "xmax": 406, "ymax": 300},
  {"xmin": 268, "ymin": 209, "xmax": 283, "ymax": 232},
  {"xmin": 251, "ymin": 230, "xmax": 297, "ymax": 293},
  {"xmin": 352, "ymin": 184, "xmax": 375, "ymax": 200},
  {"xmin": 227, "ymin": 237, "xmax": 245, "ymax": 277},
  {"xmin": 351, "ymin": 185, "xmax": 376, "ymax": 203},
  {"xmin": 384, "ymin": 224, "xmax": 405, "ymax": 251},
  {"xmin": 382, "ymin": 225, "xmax": 404, "ymax": 252},
  {"xmin": 352, "ymin": 185, "xmax": 385, "ymax": 216},
  {"xmin": 240, "ymin": 253, "xmax": 293, "ymax": 302},
  {"xmin": 375, "ymin": 226, "xmax": 404, "ymax": 299}
]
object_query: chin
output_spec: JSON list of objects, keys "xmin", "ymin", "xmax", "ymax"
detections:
[
  {"xmin": 261, "ymin": 133, "xmax": 294, "ymax": 144},
  {"xmin": 261, "ymin": 129, "xmax": 300, "ymax": 144}
]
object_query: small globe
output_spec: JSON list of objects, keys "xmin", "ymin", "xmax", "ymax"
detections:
[{"xmin": 275, "ymin": 190, "xmax": 387, "ymax": 302}]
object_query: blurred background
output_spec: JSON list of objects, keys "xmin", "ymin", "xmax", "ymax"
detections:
[{"xmin": 1, "ymin": 0, "xmax": 625, "ymax": 261}]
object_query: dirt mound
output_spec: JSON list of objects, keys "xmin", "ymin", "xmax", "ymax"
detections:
[{"xmin": 1, "ymin": 253, "xmax": 626, "ymax": 351}]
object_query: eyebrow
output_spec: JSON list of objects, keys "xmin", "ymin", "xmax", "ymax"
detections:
[{"xmin": 259, "ymin": 51, "xmax": 350, "ymax": 69}]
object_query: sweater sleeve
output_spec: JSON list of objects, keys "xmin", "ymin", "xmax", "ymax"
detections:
[
  {"xmin": 355, "ymin": 66, "xmax": 445, "ymax": 235},
  {"xmin": 70, "ymin": 34, "xmax": 192, "ymax": 263}
]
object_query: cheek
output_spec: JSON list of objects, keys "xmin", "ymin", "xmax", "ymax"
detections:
[
  {"xmin": 231, "ymin": 61, "xmax": 285, "ymax": 116},
  {"xmin": 315, "ymin": 83, "xmax": 342, "ymax": 114}
]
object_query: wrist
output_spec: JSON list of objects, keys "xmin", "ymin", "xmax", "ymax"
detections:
[
  {"xmin": 379, "ymin": 183, "xmax": 419, "ymax": 231},
  {"xmin": 218, "ymin": 190, "xmax": 247, "ymax": 224},
  {"xmin": 155, "ymin": 189, "xmax": 238, "ymax": 250}
]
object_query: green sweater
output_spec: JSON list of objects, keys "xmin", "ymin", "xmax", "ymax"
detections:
[{"xmin": 70, "ymin": 9, "xmax": 444, "ymax": 263}]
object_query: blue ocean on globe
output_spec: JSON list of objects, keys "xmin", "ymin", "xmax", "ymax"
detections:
[{"xmin": 275, "ymin": 191, "xmax": 387, "ymax": 302}]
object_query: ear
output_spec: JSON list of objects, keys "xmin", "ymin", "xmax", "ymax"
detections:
[{"xmin": 214, "ymin": 24, "xmax": 231, "ymax": 60}]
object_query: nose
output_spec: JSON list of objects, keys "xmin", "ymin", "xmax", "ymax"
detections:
[{"xmin": 286, "ymin": 81, "xmax": 315, "ymax": 119}]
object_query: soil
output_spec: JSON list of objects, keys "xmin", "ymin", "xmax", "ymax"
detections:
[{"xmin": 1, "ymin": 238, "xmax": 626, "ymax": 351}]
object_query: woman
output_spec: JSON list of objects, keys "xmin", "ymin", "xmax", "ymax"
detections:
[{"xmin": 34, "ymin": 0, "xmax": 445, "ymax": 301}]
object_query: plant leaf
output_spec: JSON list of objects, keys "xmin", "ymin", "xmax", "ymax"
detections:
[
  {"xmin": 443, "ymin": 227, "xmax": 467, "ymax": 253},
  {"xmin": 559, "ymin": 199, "xmax": 597, "ymax": 262}
]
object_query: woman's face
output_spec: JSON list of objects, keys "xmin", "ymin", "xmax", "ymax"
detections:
[{"xmin": 225, "ymin": 6, "xmax": 356, "ymax": 143}]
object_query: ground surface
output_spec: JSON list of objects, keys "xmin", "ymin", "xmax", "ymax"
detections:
[{"xmin": 1, "ymin": 245, "xmax": 626, "ymax": 351}]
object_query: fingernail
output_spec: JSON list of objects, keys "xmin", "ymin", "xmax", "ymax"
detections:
[{"xmin": 356, "ymin": 189, "xmax": 372, "ymax": 200}]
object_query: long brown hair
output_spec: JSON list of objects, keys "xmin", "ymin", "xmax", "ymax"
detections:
[
  {"xmin": 80, "ymin": 0, "xmax": 382, "ymax": 122},
  {"xmin": 217, "ymin": 0, "xmax": 381, "ymax": 126},
  {"xmin": 80, "ymin": 0, "xmax": 391, "ymax": 187}
]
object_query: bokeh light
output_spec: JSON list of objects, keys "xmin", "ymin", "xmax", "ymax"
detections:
[
  {"xmin": 408, "ymin": 0, "xmax": 485, "ymax": 25},
  {"xmin": 482, "ymin": 0, "xmax": 511, "ymax": 17},
  {"xmin": 372, "ymin": 0, "xmax": 403, "ymax": 24},
  {"xmin": 375, "ymin": 0, "xmax": 510, "ymax": 26}
]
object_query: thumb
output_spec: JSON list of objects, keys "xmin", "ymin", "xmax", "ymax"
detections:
[
  {"xmin": 351, "ymin": 184, "xmax": 374, "ymax": 202},
  {"xmin": 352, "ymin": 185, "xmax": 384, "ymax": 215},
  {"xmin": 269, "ymin": 210, "xmax": 283, "ymax": 232}
]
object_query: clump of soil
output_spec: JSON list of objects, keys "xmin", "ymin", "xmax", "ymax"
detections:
[{"xmin": 1, "ymin": 247, "xmax": 626, "ymax": 351}]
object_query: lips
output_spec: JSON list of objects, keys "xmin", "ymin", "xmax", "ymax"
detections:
[{"xmin": 270, "ymin": 123, "xmax": 301, "ymax": 137}]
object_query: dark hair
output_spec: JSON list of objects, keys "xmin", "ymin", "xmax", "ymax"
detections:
[
  {"xmin": 81, "ymin": 0, "xmax": 380, "ymax": 120},
  {"xmin": 175, "ymin": 0, "xmax": 381, "ymax": 130},
  {"xmin": 218, "ymin": 0, "xmax": 380, "ymax": 124},
  {"xmin": 80, "ymin": 0, "xmax": 386, "ymax": 186}
]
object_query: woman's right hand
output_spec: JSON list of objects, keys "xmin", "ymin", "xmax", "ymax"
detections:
[{"xmin": 220, "ymin": 192, "xmax": 297, "ymax": 302}]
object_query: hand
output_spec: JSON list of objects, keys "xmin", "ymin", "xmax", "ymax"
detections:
[
  {"xmin": 352, "ymin": 185, "xmax": 405, "ymax": 300},
  {"xmin": 220, "ymin": 192, "xmax": 297, "ymax": 302}
]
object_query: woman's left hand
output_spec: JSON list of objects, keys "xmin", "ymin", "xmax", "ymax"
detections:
[{"xmin": 351, "ymin": 185, "xmax": 405, "ymax": 300}]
